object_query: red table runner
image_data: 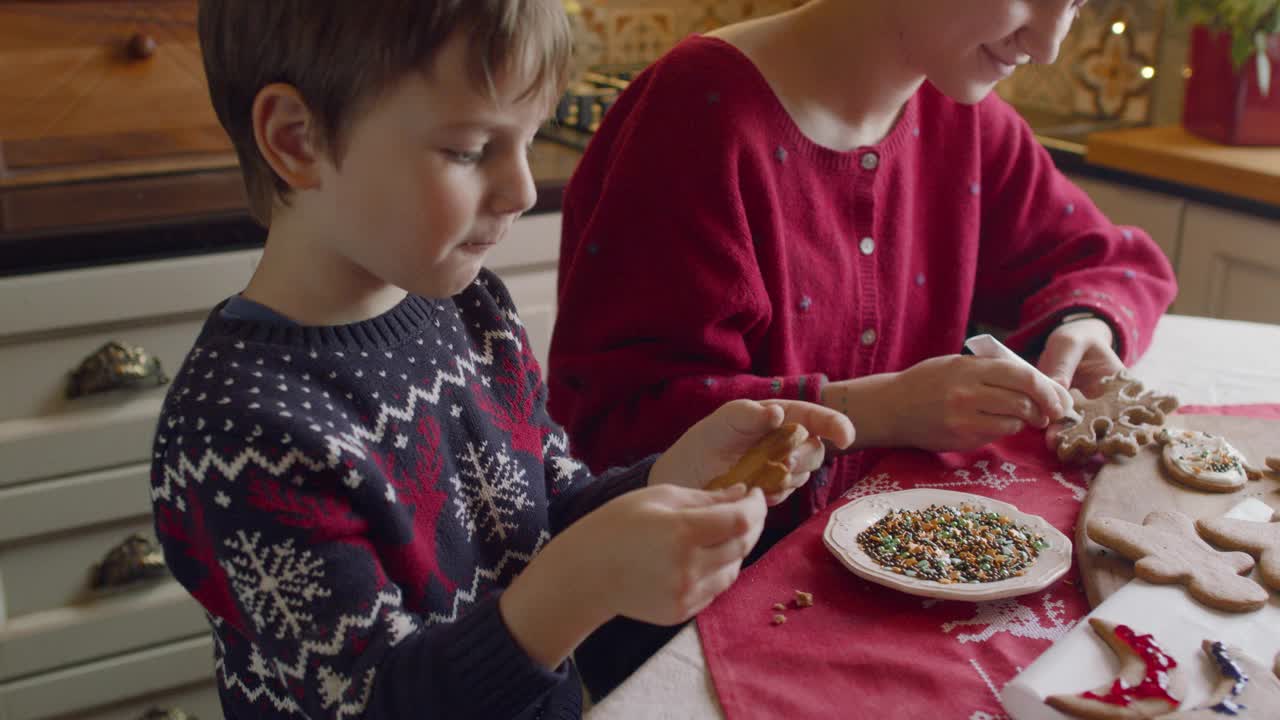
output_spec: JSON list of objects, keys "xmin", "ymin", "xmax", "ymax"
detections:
[{"xmin": 696, "ymin": 405, "xmax": 1280, "ymax": 719}]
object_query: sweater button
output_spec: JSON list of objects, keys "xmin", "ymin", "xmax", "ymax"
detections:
[
  {"xmin": 859, "ymin": 237, "xmax": 876, "ymax": 256},
  {"xmin": 860, "ymin": 328, "xmax": 878, "ymax": 346},
  {"xmin": 860, "ymin": 152, "xmax": 879, "ymax": 171}
]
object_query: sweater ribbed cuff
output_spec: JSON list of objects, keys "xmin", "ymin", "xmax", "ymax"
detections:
[{"xmin": 438, "ymin": 593, "xmax": 570, "ymax": 718}]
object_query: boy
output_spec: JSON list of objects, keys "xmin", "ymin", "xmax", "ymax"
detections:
[{"xmin": 151, "ymin": 1, "xmax": 854, "ymax": 718}]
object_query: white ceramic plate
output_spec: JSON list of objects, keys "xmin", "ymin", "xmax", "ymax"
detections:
[{"xmin": 823, "ymin": 488, "xmax": 1073, "ymax": 601}]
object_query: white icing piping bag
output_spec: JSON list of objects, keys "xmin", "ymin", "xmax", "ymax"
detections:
[{"xmin": 964, "ymin": 334, "xmax": 1082, "ymax": 424}]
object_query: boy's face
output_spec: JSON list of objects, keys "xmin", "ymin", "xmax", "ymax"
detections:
[
  {"xmin": 308, "ymin": 32, "xmax": 545, "ymax": 299},
  {"xmin": 898, "ymin": 0, "xmax": 1084, "ymax": 105}
]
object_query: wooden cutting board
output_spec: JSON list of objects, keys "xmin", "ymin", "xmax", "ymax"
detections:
[{"xmin": 1076, "ymin": 413, "xmax": 1280, "ymax": 608}]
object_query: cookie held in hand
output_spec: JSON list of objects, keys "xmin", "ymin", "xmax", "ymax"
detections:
[
  {"xmin": 705, "ymin": 423, "xmax": 808, "ymax": 494},
  {"xmin": 1056, "ymin": 371, "xmax": 1179, "ymax": 463},
  {"xmin": 1196, "ymin": 509, "xmax": 1280, "ymax": 592},
  {"xmin": 1045, "ymin": 618, "xmax": 1182, "ymax": 719},
  {"xmin": 1087, "ymin": 511, "xmax": 1268, "ymax": 613},
  {"xmin": 1156, "ymin": 641, "xmax": 1280, "ymax": 719}
]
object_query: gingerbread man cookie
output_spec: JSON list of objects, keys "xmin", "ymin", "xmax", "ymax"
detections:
[
  {"xmin": 705, "ymin": 423, "xmax": 808, "ymax": 493},
  {"xmin": 1087, "ymin": 511, "xmax": 1268, "ymax": 613},
  {"xmin": 1156, "ymin": 428, "xmax": 1254, "ymax": 493},
  {"xmin": 1155, "ymin": 641, "xmax": 1280, "ymax": 718},
  {"xmin": 1196, "ymin": 509, "xmax": 1280, "ymax": 592},
  {"xmin": 1057, "ymin": 371, "xmax": 1179, "ymax": 463},
  {"xmin": 1046, "ymin": 618, "xmax": 1183, "ymax": 719}
]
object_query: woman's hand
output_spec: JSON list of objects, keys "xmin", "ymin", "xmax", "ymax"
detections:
[{"xmin": 1036, "ymin": 317, "xmax": 1123, "ymax": 397}]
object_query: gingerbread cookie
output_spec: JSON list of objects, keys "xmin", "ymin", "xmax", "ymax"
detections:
[
  {"xmin": 1156, "ymin": 428, "xmax": 1253, "ymax": 493},
  {"xmin": 1087, "ymin": 511, "xmax": 1268, "ymax": 613},
  {"xmin": 706, "ymin": 423, "xmax": 808, "ymax": 493},
  {"xmin": 1046, "ymin": 618, "xmax": 1182, "ymax": 719},
  {"xmin": 1196, "ymin": 509, "xmax": 1280, "ymax": 592},
  {"xmin": 1155, "ymin": 641, "xmax": 1280, "ymax": 718},
  {"xmin": 1057, "ymin": 371, "xmax": 1179, "ymax": 463}
]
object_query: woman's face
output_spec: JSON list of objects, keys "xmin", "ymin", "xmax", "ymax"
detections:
[{"xmin": 892, "ymin": 0, "xmax": 1086, "ymax": 104}]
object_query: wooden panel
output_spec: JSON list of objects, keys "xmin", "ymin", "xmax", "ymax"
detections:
[
  {"xmin": 0, "ymin": 634, "xmax": 213, "ymax": 720},
  {"xmin": 1087, "ymin": 126, "xmax": 1280, "ymax": 207},
  {"xmin": 1177, "ymin": 203, "xmax": 1280, "ymax": 323},
  {"xmin": 0, "ymin": 2, "xmax": 220, "ymax": 167},
  {"xmin": 0, "ymin": 169, "xmax": 247, "ymax": 234}
]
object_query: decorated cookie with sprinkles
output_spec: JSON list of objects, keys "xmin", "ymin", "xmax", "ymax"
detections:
[
  {"xmin": 1196, "ymin": 509, "xmax": 1280, "ymax": 592},
  {"xmin": 1045, "ymin": 618, "xmax": 1183, "ymax": 719},
  {"xmin": 1156, "ymin": 428, "xmax": 1255, "ymax": 493},
  {"xmin": 1156, "ymin": 640, "xmax": 1280, "ymax": 718}
]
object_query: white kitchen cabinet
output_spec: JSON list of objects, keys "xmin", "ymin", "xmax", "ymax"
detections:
[
  {"xmin": 1176, "ymin": 203, "xmax": 1280, "ymax": 324},
  {"xmin": 1070, "ymin": 175, "xmax": 1186, "ymax": 268},
  {"xmin": 487, "ymin": 212, "xmax": 561, "ymax": 374}
]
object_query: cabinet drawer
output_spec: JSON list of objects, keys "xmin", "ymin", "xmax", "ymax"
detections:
[
  {"xmin": 0, "ymin": 464, "xmax": 207, "ymax": 680},
  {"xmin": 1177, "ymin": 203, "xmax": 1280, "ymax": 324},
  {"xmin": 52, "ymin": 680, "xmax": 220, "ymax": 720},
  {"xmin": 0, "ymin": 579, "xmax": 207, "ymax": 683},
  {"xmin": 0, "ymin": 634, "xmax": 214, "ymax": 720},
  {"xmin": 0, "ymin": 249, "xmax": 260, "ymax": 487}
]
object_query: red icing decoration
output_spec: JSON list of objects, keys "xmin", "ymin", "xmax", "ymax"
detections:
[{"xmin": 1081, "ymin": 625, "xmax": 1179, "ymax": 708}]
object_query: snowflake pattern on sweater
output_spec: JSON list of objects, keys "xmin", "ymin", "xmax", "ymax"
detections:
[{"xmin": 151, "ymin": 269, "xmax": 651, "ymax": 719}]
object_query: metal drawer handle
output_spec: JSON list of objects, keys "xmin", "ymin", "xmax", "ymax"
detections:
[
  {"xmin": 137, "ymin": 708, "xmax": 198, "ymax": 720},
  {"xmin": 67, "ymin": 340, "xmax": 170, "ymax": 399},
  {"xmin": 91, "ymin": 533, "xmax": 168, "ymax": 590}
]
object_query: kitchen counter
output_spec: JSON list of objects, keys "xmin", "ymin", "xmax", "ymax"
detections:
[
  {"xmin": 1085, "ymin": 125, "xmax": 1280, "ymax": 208},
  {"xmin": 1036, "ymin": 126, "xmax": 1280, "ymax": 222},
  {"xmin": 0, "ymin": 140, "xmax": 582, "ymax": 277},
  {"xmin": 4, "ymin": 123, "xmax": 1277, "ymax": 278}
]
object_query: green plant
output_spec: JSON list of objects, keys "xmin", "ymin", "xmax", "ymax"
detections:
[{"xmin": 1176, "ymin": 0, "xmax": 1278, "ymax": 94}]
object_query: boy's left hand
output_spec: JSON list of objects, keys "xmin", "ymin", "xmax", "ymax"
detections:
[
  {"xmin": 651, "ymin": 399, "xmax": 856, "ymax": 506},
  {"xmin": 1036, "ymin": 317, "xmax": 1124, "ymax": 397}
]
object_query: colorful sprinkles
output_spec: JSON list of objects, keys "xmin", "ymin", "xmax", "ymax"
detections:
[{"xmin": 856, "ymin": 504, "xmax": 1047, "ymax": 583}]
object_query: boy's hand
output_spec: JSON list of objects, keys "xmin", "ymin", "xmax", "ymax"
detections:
[
  {"xmin": 650, "ymin": 399, "xmax": 855, "ymax": 506},
  {"xmin": 499, "ymin": 483, "xmax": 765, "ymax": 668},
  {"xmin": 1036, "ymin": 317, "xmax": 1123, "ymax": 397},
  {"xmin": 578, "ymin": 483, "xmax": 767, "ymax": 626},
  {"xmin": 877, "ymin": 354, "xmax": 1066, "ymax": 451}
]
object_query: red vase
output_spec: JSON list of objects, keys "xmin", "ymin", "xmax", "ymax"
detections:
[{"xmin": 1182, "ymin": 25, "xmax": 1280, "ymax": 146}]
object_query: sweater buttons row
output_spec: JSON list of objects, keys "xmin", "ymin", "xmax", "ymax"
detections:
[
  {"xmin": 860, "ymin": 328, "xmax": 878, "ymax": 346},
  {"xmin": 860, "ymin": 152, "xmax": 879, "ymax": 171},
  {"xmin": 859, "ymin": 237, "xmax": 876, "ymax": 256}
]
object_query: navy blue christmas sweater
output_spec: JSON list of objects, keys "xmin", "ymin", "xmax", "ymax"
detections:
[{"xmin": 150, "ymin": 269, "xmax": 652, "ymax": 719}]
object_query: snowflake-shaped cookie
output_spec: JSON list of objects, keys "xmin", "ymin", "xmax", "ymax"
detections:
[{"xmin": 1056, "ymin": 371, "xmax": 1178, "ymax": 463}]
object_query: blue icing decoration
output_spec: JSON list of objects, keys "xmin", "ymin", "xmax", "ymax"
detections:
[{"xmin": 1208, "ymin": 641, "xmax": 1249, "ymax": 716}]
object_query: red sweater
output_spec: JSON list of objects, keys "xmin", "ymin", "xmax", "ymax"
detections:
[{"xmin": 548, "ymin": 36, "xmax": 1176, "ymax": 520}]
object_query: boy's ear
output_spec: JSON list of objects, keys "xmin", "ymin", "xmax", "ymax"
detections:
[{"xmin": 252, "ymin": 83, "xmax": 325, "ymax": 191}]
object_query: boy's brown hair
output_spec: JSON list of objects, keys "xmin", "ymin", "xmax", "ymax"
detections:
[{"xmin": 199, "ymin": 0, "xmax": 572, "ymax": 224}]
